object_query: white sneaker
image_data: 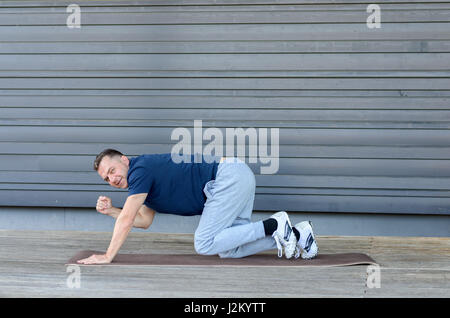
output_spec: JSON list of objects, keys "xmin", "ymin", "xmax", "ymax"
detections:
[
  {"xmin": 294, "ymin": 221, "xmax": 318, "ymax": 260},
  {"xmin": 270, "ymin": 211, "xmax": 297, "ymax": 259}
]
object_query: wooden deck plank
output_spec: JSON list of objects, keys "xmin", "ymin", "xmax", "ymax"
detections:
[{"xmin": 0, "ymin": 230, "xmax": 448, "ymax": 297}]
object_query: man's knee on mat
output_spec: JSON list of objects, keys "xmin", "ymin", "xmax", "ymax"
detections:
[
  {"xmin": 218, "ymin": 248, "xmax": 240, "ymax": 259},
  {"xmin": 194, "ymin": 234, "xmax": 216, "ymax": 256},
  {"xmin": 194, "ymin": 237, "xmax": 238, "ymax": 258}
]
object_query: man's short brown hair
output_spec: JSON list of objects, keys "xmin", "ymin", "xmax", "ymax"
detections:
[{"xmin": 93, "ymin": 149, "xmax": 124, "ymax": 171}]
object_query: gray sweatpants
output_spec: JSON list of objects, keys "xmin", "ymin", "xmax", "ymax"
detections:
[{"xmin": 194, "ymin": 158, "xmax": 277, "ymax": 258}]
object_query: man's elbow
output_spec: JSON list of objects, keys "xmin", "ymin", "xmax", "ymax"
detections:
[
  {"xmin": 131, "ymin": 217, "xmax": 152, "ymax": 230},
  {"xmin": 141, "ymin": 223, "xmax": 151, "ymax": 230},
  {"xmin": 133, "ymin": 220, "xmax": 150, "ymax": 230},
  {"xmin": 140, "ymin": 218, "xmax": 153, "ymax": 230}
]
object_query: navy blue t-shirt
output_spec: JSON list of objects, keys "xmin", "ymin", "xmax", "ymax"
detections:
[{"xmin": 127, "ymin": 153, "xmax": 219, "ymax": 216}]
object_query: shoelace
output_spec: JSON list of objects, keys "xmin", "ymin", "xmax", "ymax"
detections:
[
  {"xmin": 273, "ymin": 234, "xmax": 283, "ymax": 258},
  {"xmin": 273, "ymin": 233, "xmax": 298, "ymax": 258}
]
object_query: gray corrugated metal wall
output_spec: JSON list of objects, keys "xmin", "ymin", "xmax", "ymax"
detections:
[{"xmin": 0, "ymin": 0, "xmax": 449, "ymax": 217}]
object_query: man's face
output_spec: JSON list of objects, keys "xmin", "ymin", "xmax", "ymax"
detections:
[{"xmin": 97, "ymin": 155, "xmax": 130, "ymax": 189}]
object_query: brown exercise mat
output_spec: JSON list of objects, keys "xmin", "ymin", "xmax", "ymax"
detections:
[{"xmin": 66, "ymin": 250, "xmax": 377, "ymax": 267}]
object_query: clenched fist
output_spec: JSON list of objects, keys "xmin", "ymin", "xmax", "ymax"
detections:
[{"xmin": 96, "ymin": 196, "xmax": 113, "ymax": 215}]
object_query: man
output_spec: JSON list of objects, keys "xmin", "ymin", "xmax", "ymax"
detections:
[{"xmin": 77, "ymin": 149, "xmax": 318, "ymax": 264}]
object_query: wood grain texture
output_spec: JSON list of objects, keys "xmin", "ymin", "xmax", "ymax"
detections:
[{"xmin": 0, "ymin": 230, "xmax": 448, "ymax": 297}]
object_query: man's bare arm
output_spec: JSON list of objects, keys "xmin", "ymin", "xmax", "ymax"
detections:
[
  {"xmin": 78, "ymin": 193, "xmax": 147, "ymax": 264},
  {"xmin": 105, "ymin": 193, "xmax": 147, "ymax": 261}
]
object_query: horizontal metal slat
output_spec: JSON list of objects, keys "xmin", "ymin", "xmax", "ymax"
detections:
[
  {"xmin": 1, "ymin": 9, "xmax": 449, "ymax": 25},
  {"xmin": 1, "ymin": 126, "xmax": 449, "ymax": 145},
  {"xmin": 2, "ymin": 171, "xmax": 449, "ymax": 190},
  {"xmin": 0, "ymin": 190, "xmax": 448, "ymax": 214},
  {"xmin": 1, "ymin": 78, "xmax": 450, "ymax": 90},
  {"xmin": 1, "ymin": 40, "xmax": 450, "ymax": 54},
  {"xmin": 1, "ymin": 53, "xmax": 449, "ymax": 71},
  {"xmin": 2, "ymin": 183, "xmax": 448, "ymax": 198},
  {"xmin": 0, "ymin": 155, "xmax": 448, "ymax": 177},
  {"xmin": 1, "ymin": 119, "xmax": 448, "ymax": 129},
  {"xmin": 1, "ymin": 0, "xmax": 450, "ymax": 7},
  {"xmin": 1, "ymin": 24, "xmax": 449, "ymax": 42},
  {"xmin": 1, "ymin": 143, "xmax": 450, "ymax": 159},
  {"xmin": 2, "ymin": 108, "xmax": 449, "ymax": 122},
  {"xmin": 1, "ymin": 95, "xmax": 449, "ymax": 109}
]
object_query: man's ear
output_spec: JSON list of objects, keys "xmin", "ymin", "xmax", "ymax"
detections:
[{"xmin": 120, "ymin": 155, "xmax": 130, "ymax": 167}]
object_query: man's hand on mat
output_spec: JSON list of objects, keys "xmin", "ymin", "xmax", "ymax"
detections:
[{"xmin": 77, "ymin": 253, "xmax": 111, "ymax": 265}]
